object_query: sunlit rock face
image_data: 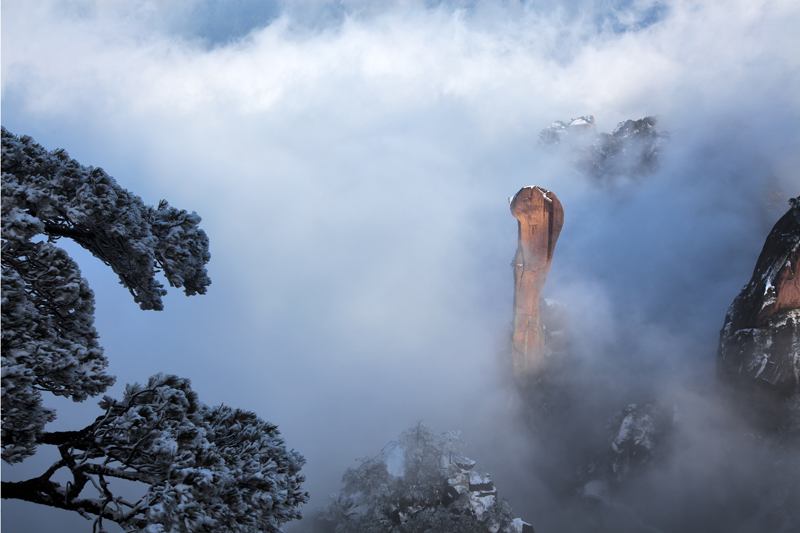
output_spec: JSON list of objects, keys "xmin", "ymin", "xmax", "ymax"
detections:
[
  {"xmin": 718, "ymin": 197, "xmax": 800, "ymax": 424},
  {"xmin": 510, "ymin": 186, "xmax": 564, "ymax": 385}
]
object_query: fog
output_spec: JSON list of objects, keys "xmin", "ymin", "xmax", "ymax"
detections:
[{"xmin": 2, "ymin": 1, "xmax": 799, "ymax": 531}]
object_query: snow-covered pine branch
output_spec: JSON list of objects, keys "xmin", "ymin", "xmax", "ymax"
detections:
[
  {"xmin": 5, "ymin": 374, "xmax": 308, "ymax": 533},
  {"xmin": 1, "ymin": 127, "xmax": 210, "ymax": 312},
  {"xmin": 1, "ymin": 128, "xmax": 307, "ymax": 531},
  {"xmin": 1, "ymin": 126, "xmax": 212, "ymax": 463}
]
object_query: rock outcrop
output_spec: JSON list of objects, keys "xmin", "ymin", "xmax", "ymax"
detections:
[
  {"xmin": 311, "ymin": 424, "xmax": 534, "ymax": 533},
  {"xmin": 576, "ymin": 400, "xmax": 672, "ymax": 488},
  {"xmin": 717, "ymin": 197, "xmax": 800, "ymax": 425},
  {"xmin": 510, "ymin": 186, "xmax": 564, "ymax": 385},
  {"xmin": 537, "ymin": 115, "xmax": 597, "ymax": 146},
  {"xmin": 538, "ymin": 116, "xmax": 666, "ymax": 182}
]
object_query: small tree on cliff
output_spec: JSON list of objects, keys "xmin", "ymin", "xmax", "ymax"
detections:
[
  {"xmin": 316, "ymin": 424, "xmax": 519, "ymax": 533},
  {"xmin": 1, "ymin": 127, "xmax": 308, "ymax": 532}
]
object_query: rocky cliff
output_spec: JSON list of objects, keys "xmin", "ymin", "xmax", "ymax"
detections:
[
  {"xmin": 510, "ymin": 186, "xmax": 564, "ymax": 386},
  {"xmin": 538, "ymin": 116, "xmax": 666, "ymax": 182},
  {"xmin": 717, "ymin": 196, "xmax": 800, "ymax": 424}
]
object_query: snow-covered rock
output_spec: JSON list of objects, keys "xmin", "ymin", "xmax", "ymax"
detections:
[
  {"xmin": 581, "ymin": 479, "xmax": 610, "ymax": 505},
  {"xmin": 538, "ymin": 116, "xmax": 596, "ymax": 145},
  {"xmin": 576, "ymin": 400, "xmax": 671, "ymax": 492},
  {"xmin": 311, "ymin": 424, "xmax": 534, "ymax": 533},
  {"xmin": 379, "ymin": 438, "xmax": 407, "ymax": 477},
  {"xmin": 538, "ymin": 116, "xmax": 667, "ymax": 182},
  {"xmin": 608, "ymin": 402, "xmax": 665, "ymax": 483},
  {"xmin": 508, "ymin": 517, "xmax": 536, "ymax": 533},
  {"xmin": 718, "ymin": 196, "xmax": 800, "ymax": 426}
]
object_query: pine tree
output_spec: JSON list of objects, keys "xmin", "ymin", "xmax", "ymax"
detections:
[{"xmin": 1, "ymin": 127, "xmax": 308, "ymax": 532}]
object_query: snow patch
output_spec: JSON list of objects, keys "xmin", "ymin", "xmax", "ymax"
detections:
[{"xmin": 378, "ymin": 439, "xmax": 405, "ymax": 477}]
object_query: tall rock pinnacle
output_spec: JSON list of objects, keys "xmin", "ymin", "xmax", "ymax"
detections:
[{"xmin": 510, "ymin": 186, "xmax": 564, "ymax": 384}]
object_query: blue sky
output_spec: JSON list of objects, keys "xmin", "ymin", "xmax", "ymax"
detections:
[{"xmin": 2, "ymin": 1, "xmax": 800, "ymax": 531}]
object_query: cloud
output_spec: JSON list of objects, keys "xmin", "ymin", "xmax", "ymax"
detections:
[{"xmin": 2, "ymin": 0, "xmax": 800, "ymax": 530}]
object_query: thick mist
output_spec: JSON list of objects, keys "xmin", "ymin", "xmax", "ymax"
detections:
[{"xmin": 2, "ymin": 1, "xmax": 800, "ymax": 531}]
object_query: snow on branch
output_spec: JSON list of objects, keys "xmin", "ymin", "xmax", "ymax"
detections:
[
  {"xmin": 3, "ymin": 374, "xmax": 308, "ymax": 532},
  {"xmin": 1, "ymin": 127, "xmax": 211, "ymax": 312},
  {"xmin": 1, "ymin": 126, "xmax": 211, "ymax": 463}
]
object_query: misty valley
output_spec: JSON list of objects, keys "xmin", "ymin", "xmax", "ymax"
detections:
[
  {"xmin": 7, "ymin": 115, "xmax": 797, "ymax": 533},
  {"xmin": 295, "ymin": 118, "xmax": 800, "ymax": 533}
]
